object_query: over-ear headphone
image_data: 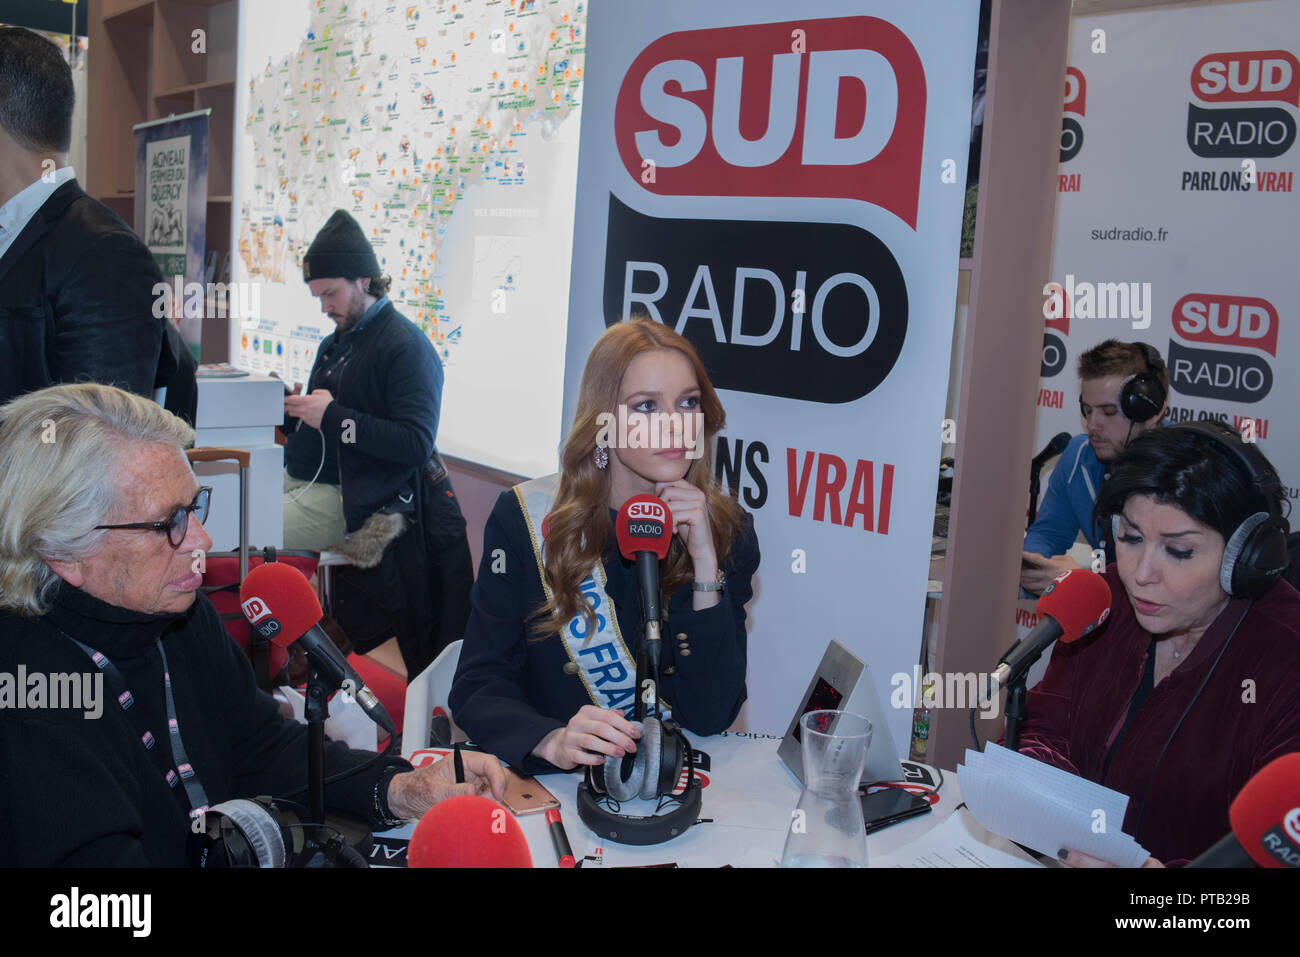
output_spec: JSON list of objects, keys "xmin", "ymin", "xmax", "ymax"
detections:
[
  {"xmin": 188, "ymin": 797, "xmax": 370, "ymax": 867},
  {"xmin": 575, "ymin": 716, "xmax": 702, "ymax": 845},
  {"xmin": 1110, "ymin": 421, "xmax": 1290, "ymax": 598},
  {"xmin": 1119, "ymin": 343, "xmax": 1168, "ymax": 424}
]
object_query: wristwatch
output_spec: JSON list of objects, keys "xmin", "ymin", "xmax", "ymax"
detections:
[{"xmin": 692, "ymin": 569, "xmax": 726, "ymax": 593}]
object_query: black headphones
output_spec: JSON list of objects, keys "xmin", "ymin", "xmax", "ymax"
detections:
[
  {"xmin": 1118, "ymin": 343, "xmax": 1168, "ymax": 424},
  {"xmin": 1181, "ymin": 420, "xmax": 1290, "ymax": 598},
  {"xmin": 575, "ymin": 716, "xmax": 702, "ymax": 845},
  {"xmin": 188, "ymin": 797, "xmax": 370, "ymax": 867},
  {"xmin": 1110, "ymin": 420, "xmax": 1291, "ymax": 598}
]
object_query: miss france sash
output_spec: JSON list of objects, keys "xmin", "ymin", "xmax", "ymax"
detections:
[{"xmin": 516, "ymin": 474, "xmax": 655, "ymax": 719}]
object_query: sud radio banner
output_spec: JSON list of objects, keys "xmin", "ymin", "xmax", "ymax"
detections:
[
  {"xmin": 1034, "ymin": 1, "xmax": 1299, "ymax": 520},
  {"xmin": 564, "ymin": 1, "xmax": 979, "ymax": 747},
  {"xmin": 134, "ymin": 109, "xmax": 210, "ymax": 355}
]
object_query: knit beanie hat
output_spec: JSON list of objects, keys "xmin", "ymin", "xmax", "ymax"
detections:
[{"xmin": 302, "ymin": 210, "xmax": 380, "ymax": 281}]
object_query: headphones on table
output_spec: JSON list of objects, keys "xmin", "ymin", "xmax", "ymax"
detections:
[
  {"xmin": 1118, "ymin": 343, "xmax": 1168, "ymax": 424},
  {"xmin": 1109, "ymin": 419, "xmax": 1291, "ymax": 598},
  {"xmin": 575, "ymin": 715, "xmax": 702, "ymax": 845},
  {"xmin": 188, "ymin": 796, "xmax": 370, "ymax": 867}
]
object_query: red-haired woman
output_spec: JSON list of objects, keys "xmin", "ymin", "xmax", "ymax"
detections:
[{"xmin": 449, "ymin": 319, "xmax": 760, "ymax": 774}]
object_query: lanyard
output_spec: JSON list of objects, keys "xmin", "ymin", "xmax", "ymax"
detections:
[{"xmin": 61, "ymin": 631, "xmax": 211, "ymax": 820}]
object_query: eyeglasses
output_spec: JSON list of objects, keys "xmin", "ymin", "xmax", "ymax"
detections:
[{"xmin": 95, "ymin": 487, "xmax": 212, "ymax": 548}]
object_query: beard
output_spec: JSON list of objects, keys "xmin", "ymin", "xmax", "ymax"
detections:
[
  {"xmin": 1089, "ymin": 436, "xmax": 1117, "ymax": 462},
  {"xmin": 334, "ymin": 285, "xmax": 369, "ymax": 329}
]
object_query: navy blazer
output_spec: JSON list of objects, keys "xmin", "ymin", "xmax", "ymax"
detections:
[
  {"xmin": 450, "ymin": 489, "xmax": 760, "ymax": 774},
  {"xmin": 0, "ymin": 181, "xmax": 164, "ymax": 406},
  {"xmin": 283, "ymin": 300, "xmax": 444, "ymax": 532}
]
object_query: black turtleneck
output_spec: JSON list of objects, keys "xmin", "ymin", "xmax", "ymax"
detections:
[{"xmin": 0, "ymin": 585, "xmax": 409, "ymax": 866}]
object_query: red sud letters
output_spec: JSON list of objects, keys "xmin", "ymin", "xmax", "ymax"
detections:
[{"xmin": 614, "ymin": 16, "xmax": 926, "ymax": 228}]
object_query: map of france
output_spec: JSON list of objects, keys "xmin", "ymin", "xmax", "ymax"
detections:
[{"xmin": 238, "ymin": 0, "xmax": 585, "ymax": 361}]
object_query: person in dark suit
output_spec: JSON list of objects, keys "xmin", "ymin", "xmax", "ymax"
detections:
[
  {"xmin": 0, "ymin": 27, "xmax": 194, "ymax": 420},
  {"xmin": 0, "ymin": 383, "xmax": 503, "ymax": 865},
  {"xmin": 450, "ymin": 319, "xmax": 761, "ymax": 775},
  {"xmin": 281, "ymin": 209, "xmax": 474, "ymax": 677}
]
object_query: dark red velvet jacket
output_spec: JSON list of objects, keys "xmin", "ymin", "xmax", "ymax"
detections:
[{"xmin": 1017, "ymin": 565, "xmax": 1300, "ymax": 865}]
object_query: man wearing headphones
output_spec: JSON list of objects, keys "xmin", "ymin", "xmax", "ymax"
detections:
[{"xmin": 1021, "ymin": 339, "xmax": 1169, "ymax": 594}]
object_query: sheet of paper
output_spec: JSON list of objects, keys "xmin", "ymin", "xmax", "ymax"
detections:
[
  {"xmin": 957, "ymin": 744, "xmax": 1149, "ymax": 867},
  {"xmin": 872, "ymin": 808, "xmax": 1042, "ymax": 868}
]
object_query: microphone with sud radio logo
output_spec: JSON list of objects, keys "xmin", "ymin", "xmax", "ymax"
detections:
[
  {"xmin": 239, "ymin": 561, "xmax": 395, "ymax": 734},
  {"xmin": 981, "ymin": 567, "xmax": 1113, "ymax": 707},
  {"xmin": 614, "ymin": 494, "xmax": 673, "ymax": 720},
  {"xmin": 1188, "ymin": 752, "xmax": 1300, "ymax": 868},
  {"xmin": 990, "ymin": 567, "xmax": 1112, "ymax": 753}
]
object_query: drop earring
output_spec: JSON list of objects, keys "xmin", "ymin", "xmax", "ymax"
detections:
[{"xmin": 593, "ymin": 445, "xmax": 609, "ymax": 470}]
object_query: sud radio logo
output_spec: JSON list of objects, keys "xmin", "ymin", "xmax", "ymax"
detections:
[
  {"xmin": 604, "ymin": 17, "xmax": 921, "ymax": 404},
  {"xmin": 240, "ymin": 595, "xmax": 282, "ymax": 639},
  {"xmin": 1037, "ymin": 297, "xmax": 1069, "ymax": 410},
  {"xmin": 627, "ymin": 500, "xmax": 666, "ymax": 523},
  {"xmin": 240, "ymin": 596, "xmax": 271, "ymax": 624},
  {"xmin": 626, "ymin": 499, "xmax": 668, "ymax": 537},
  {"xmin": 1165, "ymin": 293, "xmax": 1276, "ymax": 435},
  {"xmin": 1183, "ymin": 49, "xmax": 1298, "ymax": 192},
  {"xmin": 1059, "ymin": 67, "xmax": 1084, "ymax": 190}
]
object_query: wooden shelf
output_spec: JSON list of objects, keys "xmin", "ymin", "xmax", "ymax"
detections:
[
  {"xmin": 100, "ymin": 195, "xmax": 135, "ymax": 223},
  {"xmin": 89, "ymin": 0, "xmax": 241, "ymax": 364},
  {"xmin": 197, "ymin": 82, "xmax": 234, "ymax": 196},
  {"xmin": 87, "ymin": 5, "xmax": 152, "ymax": 198},
  {"xmin": 102, "ymin": 0, "xmax": 155, "ymax": 25},
  {"xmin": 154, "ymin": 0, "xmax": 237, "ymax": 93},
  {"xmin": 152, "ymin": 91, "xmax": 195, "ymax": 119}
]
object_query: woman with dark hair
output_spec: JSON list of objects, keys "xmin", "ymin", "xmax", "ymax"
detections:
[
  {"xmin": 1017, "ymin": 421, "xmax": 1298, "ymax": 867},
  {"xmin": 449, "ymin": 319, "xmax": 760, "ymax": 774}
]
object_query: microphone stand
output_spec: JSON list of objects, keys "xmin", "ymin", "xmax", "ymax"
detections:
[
  {"xmin": 304, "ymin": 662, "xmax": 330, "ymax": 826},
  {"xmin": 1003, "ymin": 675, "xmax": 1029, "ymax": 752},
  {"xmin": 1027, "ymin": 461, "xmax": 1045, "ymax": 528},
  {"xmin": 635, "ymin": 617, "xmax": 662, "ymax": 722},
  {"xmin": 299, "ymin": 663, "xmax": 371, "ymax": 868},
  {"xmin": 634, "ymin": 551, "xmax": 663, "ymax": 722}
]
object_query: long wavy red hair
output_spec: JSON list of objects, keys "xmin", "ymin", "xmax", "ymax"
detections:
[{"xmin": 531, "ymin": 318, "xmax": 742, "ymax": 638}]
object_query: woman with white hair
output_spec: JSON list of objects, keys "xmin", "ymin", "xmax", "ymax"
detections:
[{"xmin": 0, "ymin": 383, "xmax": 503, "ymax": 866}]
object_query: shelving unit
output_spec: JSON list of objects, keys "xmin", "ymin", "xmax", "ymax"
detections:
[{"xmin": 87, "ymin": 0, "xmax": 240, "ymax": 360}]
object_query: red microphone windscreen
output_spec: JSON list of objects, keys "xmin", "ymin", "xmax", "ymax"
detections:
[
  {"xmin": 238, "ymin": 561, "xmax": 324, "ymax": 648},
  {"xmin": 1035, "ymin": 568, "xmax": 1112, "ymax": 643},
  {"xmin": 407, "ymin": 795, "xmax": 533, "ymax": 868},
  {"xmin": 615, "ymin": 494, "xmax": 673, "ymax": 561},
  {"xmin": 1230, "ymin": 753, "xmax": 1300, "ymax": 868}
]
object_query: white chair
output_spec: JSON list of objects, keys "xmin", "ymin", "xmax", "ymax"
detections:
[{"xmin": 401, "ymin": 639, "xmax": 463, "ymax": 761}]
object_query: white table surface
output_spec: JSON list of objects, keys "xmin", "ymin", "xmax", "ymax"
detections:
[{"xmin": 373, "ymin": 733, "xmax": 970, "ymax": 868}]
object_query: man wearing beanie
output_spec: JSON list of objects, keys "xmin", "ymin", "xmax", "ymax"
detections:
[{"xmin": 281, "ymin": 209, "xmax": 473, "ymax": 675}]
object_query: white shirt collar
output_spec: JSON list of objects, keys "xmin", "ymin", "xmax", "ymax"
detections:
[{"xmin": 0, "ymin": 166, "xmax": 77, "ymax": 261}]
